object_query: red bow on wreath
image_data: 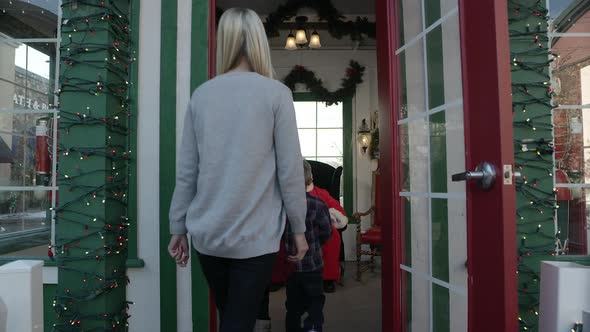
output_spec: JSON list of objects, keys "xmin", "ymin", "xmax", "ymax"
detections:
[
  {"xmin": 346, "ymin": 68, "xmax": 358, "ymax": 77},
  {"xmin": 294, "ymin": 65, "xmax": 306, "ymax": 72}
]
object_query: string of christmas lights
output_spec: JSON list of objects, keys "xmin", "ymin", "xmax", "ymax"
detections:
[
  {"xmin": 509, "ymin": 1, "xmax": 558, "ymax": 331},
  {"xmin": 52, "ymin": 0, "xmax": 133, "ymax": 331}
]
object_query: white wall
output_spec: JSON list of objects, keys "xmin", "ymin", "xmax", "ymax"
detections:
[
  {"xmin": 126, "ymin": 0, "xmax": 162, "ymax": 331},
  {"xmin": 271, "ymin": 49, "xmax": 378, "ymax": 260},
  {"xmin": 174, "ymin": 0, "xmax": 194, "ymax": 330},
  {"xmin": 128, "ymin": 1, "xmax": 195, "ymax": 331}
]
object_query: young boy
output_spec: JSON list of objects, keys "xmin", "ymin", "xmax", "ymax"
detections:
[{"xmin": 284, "ymin": 160, "xmax": 333, "ymax": 332}]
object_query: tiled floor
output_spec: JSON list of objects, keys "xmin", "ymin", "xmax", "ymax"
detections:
[{"xmin": 268, "ymin": 262, "xmax": 382, "ymax": 331}]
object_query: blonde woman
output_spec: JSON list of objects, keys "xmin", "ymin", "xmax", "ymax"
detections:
[{"xmin": 167, "ymin": 7, "xmax": 309, "ymax": 331}]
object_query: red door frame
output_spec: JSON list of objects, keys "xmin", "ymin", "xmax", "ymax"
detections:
[
  {"xmin": 459, "ymin": 0, "xmax": 518, "ymax": 331},
  {"xmin": 375, "ymin": 0, "xmax": 399, "ymax": 331},
  {"xmin": 375, "ymin": 0, "xmax": 518, "ymax": 331}
]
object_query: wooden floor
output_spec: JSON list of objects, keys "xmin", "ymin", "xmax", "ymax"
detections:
[{"xmin": 268, "ymin": 262, "xmax": 382, "ymax": 331}]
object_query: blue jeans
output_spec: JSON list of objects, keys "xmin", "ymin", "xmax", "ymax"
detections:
[{"xmin": 198, "ymin": 252, "xmax": 277, "ymax": 332}]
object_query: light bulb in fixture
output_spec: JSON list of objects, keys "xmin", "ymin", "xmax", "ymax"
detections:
[
  {"xmin": 309, "ymin": 30, "xmax": 321, "ymax": 48},
  {"xmin": 285, "ymin": 32, "xmax": 297, "ymax": 50},
  {"xmin": 357, "ymin": 119, "xmax": 372, "ymax": 156},
  {"xmin": 295, "ymin": 28, "xmax": 308, "ymax": 44}
]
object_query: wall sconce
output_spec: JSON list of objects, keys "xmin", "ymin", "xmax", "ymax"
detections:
[{"xmin": 357, "ymin": 119, "xmax": 371, "ymax": 156}]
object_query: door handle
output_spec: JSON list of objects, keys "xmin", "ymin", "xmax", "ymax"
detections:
[{"xmin": 451, "ymin": 162, "xmax": 497, "ymax": 190}]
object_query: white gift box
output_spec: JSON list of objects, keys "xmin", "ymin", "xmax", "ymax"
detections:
[
  {"xmin": 0, "ymin": 260, "xmax": 44, "ymax": 332},
  {"xmin": 539, "ymin": 261, "xmax": 590, "ymax": 332}
]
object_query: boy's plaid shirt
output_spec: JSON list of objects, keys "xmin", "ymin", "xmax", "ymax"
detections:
[{"xmin": 285, "ymin": 192, "xmax": 332, "ymax": 272}]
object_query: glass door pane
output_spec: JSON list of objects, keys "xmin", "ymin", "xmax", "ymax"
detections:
[{"xmin": 397, "ymin": 0, "xmax": 467, "ymax": 330}]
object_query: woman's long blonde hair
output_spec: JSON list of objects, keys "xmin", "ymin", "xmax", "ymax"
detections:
[{"xmin": 216, "ymin": 8, "xmax": 274, "ymax": 78}]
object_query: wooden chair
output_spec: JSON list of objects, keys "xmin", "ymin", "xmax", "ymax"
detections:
[{"xmin": 353, "ymin": 170, "xmax": 382, "ymax": 281}]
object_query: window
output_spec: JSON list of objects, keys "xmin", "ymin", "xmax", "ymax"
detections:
[
  {"xmin": 0, "ymin": 0, "xmax": 61, "ymax": 255},
  {"xmin": 549, "ymin": 0, "xmax": 590, "ymax": 255},
  {"xmin": 294, "ymin": 101, "xmax": 344, "ymax": 168}
]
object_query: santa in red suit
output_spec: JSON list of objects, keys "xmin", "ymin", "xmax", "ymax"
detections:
[
  {"xmin": 269, "ymin": 161, "xmax": 348, "ymax": 292},
  {"xmin": 307, "ymin": 179, "xmax": 348, "ymax": 292}
]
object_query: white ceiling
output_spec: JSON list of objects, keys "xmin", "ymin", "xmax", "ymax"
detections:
[{"xmin": 217, "ymin": 0, "xmax": 375, "ymax": 15}]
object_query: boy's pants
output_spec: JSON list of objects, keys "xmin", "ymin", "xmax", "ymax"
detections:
[
  {"xmin": 285, "ymin": 271, "xmax": 325, "ymax": 332},
  {"xmin": 257, "ymin": 287, "xmax": 270, "ymax": 320}
]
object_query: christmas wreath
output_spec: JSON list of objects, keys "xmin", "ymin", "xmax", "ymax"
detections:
[{"xmin": 283, "ymin": 60, "xmax": 365, "ymax": 105}]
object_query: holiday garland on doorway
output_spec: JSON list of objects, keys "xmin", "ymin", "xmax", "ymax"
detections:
[
  {"xmin": 216, "ymin": 0, "xmax": 376, "ymax": 42},
  {"xmin": 283, "ymin": 60, "xmax": 365, "ymax": 105},
  {"xmin": 264, "ymin": 0, "xmax": 376, "ymax": 41}
]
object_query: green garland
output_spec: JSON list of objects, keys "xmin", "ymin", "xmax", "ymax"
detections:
[
  {"xmin": 264, "ymin": 0, "xmax": 375, "ymax": 41},
  {"xmin": 283, "ymin": 60, "xmax": 365, "ymax": 105},
  {"xmin": 217, "ymin": 0, "xmax": 376, "ymax": 42}
]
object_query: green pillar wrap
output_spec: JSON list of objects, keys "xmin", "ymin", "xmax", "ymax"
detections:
[{"xmin": 53, "ymin": 1, "xmax": 132, "ymax": 330}]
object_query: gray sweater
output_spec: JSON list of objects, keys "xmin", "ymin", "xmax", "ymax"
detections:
[{"xmin": 168, "ymin": 71, "xmax": 307, "ymax": 259}]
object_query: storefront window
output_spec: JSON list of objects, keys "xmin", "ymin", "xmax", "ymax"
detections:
[
  {"xmin": 0, "ymin": 0, "xmax": 60, "ymax": 255},
  {"xmin": 550, "ymin": 0, "xmax": 590, "ymax": 255}
]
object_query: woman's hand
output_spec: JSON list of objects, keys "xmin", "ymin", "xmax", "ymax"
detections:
[
  {"xmin": 288, "ymin": 233, "xmax": 309, "ymax": 262},
  {"xmin": 168, "ymin": 234, "xmax": 189, "ymax": 267}
]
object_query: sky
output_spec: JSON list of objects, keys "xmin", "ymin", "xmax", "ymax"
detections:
[{"xmin": 14, "ymin": 44, "xmax": 50, "ymax": 79}]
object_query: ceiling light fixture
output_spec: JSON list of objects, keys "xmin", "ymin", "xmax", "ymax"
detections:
[{"xmin": 285, "ymin": 16, "xmax": 322, "ymax": 51}]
